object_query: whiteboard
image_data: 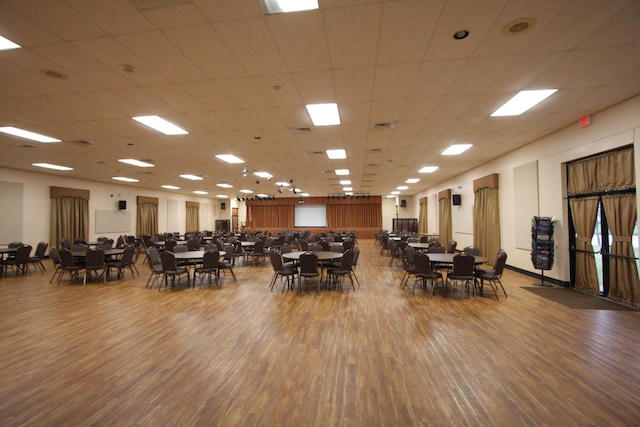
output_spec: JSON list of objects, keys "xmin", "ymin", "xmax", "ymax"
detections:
[{"xmin": 95, "ymin": 210, "xmax": 132, "ymax": 233}]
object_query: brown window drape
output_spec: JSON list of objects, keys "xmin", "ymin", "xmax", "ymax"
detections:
[
  {"xmin": 438, "ymin": 190, "xmax": 451, "ymax": 244},
  {"xmin": 473, "ymin": 174, "xmax": 500, "ymax": 259},
  {"xmin": 601, "ymin": 194, "xmax": 639, "ymax": 303},
  {"xmin": 418, "ymin": 197, "xmax": 428, "ymax": 234},
  {"xmin": 136, "ymin": 196, "xmax": 158, "ymax": 236},
  {"xmin": 569, "ymin": 197, "xmax": 600, "ymax": 293},
  {"xmin": 186, "ymin": 201, "xmax": 199, "ymax": 232},
  {"xmin": 50, "ymin": 186, "xmax": 89, "ymax": 249}
]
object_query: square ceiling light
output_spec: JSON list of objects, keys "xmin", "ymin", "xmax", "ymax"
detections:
[
  {"xmin": 326, "ymin": 149, "xmax": 346, "ymax": 159},
  {"xmin": 442, "ymin": 144, "xmax": 472, "ymax": 156},
  {"xmin": 259, "ymin": 0, "xmax": 318, "ymax": 14},
  {"xmin": 0, "ymin": 126, "xmax": 60, "ymax": 143},
  {"xmin": 118, "ymin": 159, "xmax": 154, "ymax": 167},
  {"xmin": 0, "ymin": 35, "xmax": 20, "ymax": 50},
  {"xmin": 406, "ymin": 178, "xmax": 420, "ymax": 183},
  {"xmin": 306, "ymin": 103, "xmax": 340, "ymax": 126},
  {"xmin": 419, "ymin": 166, "xmax": 439, "ymax": 173},
  {"xmin": 132, "ymin": 115, "xmax": 188, "ymax": 135},
  {"xmin": 491, "ymin": 89, "xmax": 557, "ymax": 116},
  {"xmin": 215, "ymin": 154, "xmax": 245, "ymax": 164},
  {"xmin": 254, "ymin": 171, "xmax": 273, "ymax": 179},
  {"xmin": 335, "ymin": 169, "xmax": 350, "ymax": 176},
  {"xmin": 32, "ymin": 163, "xmax": 72, "ymax": 171}
]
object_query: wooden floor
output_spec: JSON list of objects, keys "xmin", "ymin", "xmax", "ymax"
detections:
[{"xmin": 1, "ymin": 240, "xmax": 639, "ymax": 426}]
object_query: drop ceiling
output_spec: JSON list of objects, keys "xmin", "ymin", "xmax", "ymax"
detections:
[{"xmin": 0, "ymin": 0, "xmax": 639, "ymax": 199}]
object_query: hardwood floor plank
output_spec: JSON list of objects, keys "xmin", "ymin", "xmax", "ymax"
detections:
[{"xmin": 0, "ymin": 239, "xmax": 639, "ymax": 426}]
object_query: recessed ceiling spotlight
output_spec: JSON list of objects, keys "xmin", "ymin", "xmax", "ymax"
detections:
[{"xmin": 453, "ymin": 30, "xmax": 469, "ymax": 40}]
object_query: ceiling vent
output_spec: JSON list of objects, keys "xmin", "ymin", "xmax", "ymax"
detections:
[
  {"xmin": 310, "ymin": 151, "xmax": 324, "ymax": 156},
  {"xmin": 366, "ymin": 163, "xmax": 379, "ymax": 167},
  {"xmin": 368, "ymin": 148, "xmax": 383, "ymax": 153},
  {"xmin": 291, "ymin": 127, "xmax": 312, "ymax": 135},
  {"xmin": 66, "ymin": 139, "xmax": 94, "ymax": 146},
  {"xmin": 372, "ymin": 122, "xmax": 395, "ymax": 130}
]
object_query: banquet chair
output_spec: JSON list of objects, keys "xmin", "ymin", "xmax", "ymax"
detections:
[
  {"xmin": 48, "ymin": 247, "xmax": 63, "ymax": 284},
  {"xmin": 446, "ymin": 253, "xmax": 476, "ymax": 297},
  {"xmin": 57, "ymin": 248, "xmax": 85, "ymax": 284},
  {"xmin": 412, "ymin": 253, "xmax": 443, "ymax": 295},
  {"xmin": 108, "ymin": 245, "xmax": 137, "ymax": 279},
  {"xmin": 3, "ymin": 245, "xmax": 32, "ymax": 276},
  {"xmin": 28, "ymin": 241, "xmax": 48, "ymax": 273},
  {"xmin": 217, "ymin": 245, "xmax": 237, "ymax": 283},
  {"xmin": 83, "ymin": 248, "xmax": 107, "ymax": 285},
  {"xmin": 246, "ymin": 239, "xmax": 265, "ymax": 265},
  {"xmin": 462, "ymin": 246, "xmax": 481, "ymax": 256},
  {"xmin": 145, "ymin": 246, "xmax": 163, "ymax": 289},
  {"xmin": 447, "ymin": 240, "xmax": 458, "ymax": 254},
  {"xmin": 327, "ymin": 249, "xmax": 355, "ymax": 292},
  {"xmin": 351, "ymin": 246, "xmax": 361, "ymax": 288},
  {"xmin": 268, "ymin": 250, "xmax": 297, "ymax": 293},
  {"xmin": 400, "ymin": 245, "xmax": 417, "ymax": 290},
  {"xmin": 298, "ymin": 251, "xmax": 320, "ymax": 293},
  {"xmin": 195, "ymin": 250, "xmax": 220, "ymax": 289},
  {"xmin": 475, "ymin": 250, "xmax": 508, "ymax": 300},
  {"xmin": 160, "ymin": 251, "xmax": 190, "ymax": 290}
]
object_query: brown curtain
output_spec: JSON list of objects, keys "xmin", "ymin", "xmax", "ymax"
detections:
[
  {"xmin": 186, "ymin": 201, "xmax": 199, "ymax": 232},
  {"xmin": 602, "ymin": 194, "xmax": 639, "ymax": 303},
  {"xmin": 250, "ymin": 205, "xmax": 294, "ymax": 229},
  {"xmin": 472, "ymin": 175, "xmax": 500, "ymax": 258},
  {"xmin": 418, "ymin": 197, "xmax": 428, "ymax": 234},
  {"xmin": 567, "ymin": 157, "xmax": 598, "ymax": 195},
  {"xmin": 569, "ymin": 197, "xmax": 600, "ymax": 293},
  {"xmin": 50, "ymin": 186, "xmax": 89, "ymax": 249},
  {"xmin": 326, "ymin": 204, "xmax": 381, "ymax": 228},
  {"xmin": 597, "ymin": 148, "xmax": 635, "ymax": 191},
  {"xmin": 137, "ymin": 196, "xmax": 158, "ymax": 236},
  {"xmin": 438, "ymin": 190, "xmax": 451, "ymax": 244}
]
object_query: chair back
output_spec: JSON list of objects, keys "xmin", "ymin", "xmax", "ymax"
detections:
[
  {"xmin": 352, "ymin": 246, "xmax": 360, "ymax": 269},
  {"xmin": 121, "ymin": 245, "xmax": 135, "ymax": 265},
  {"xmin": 413, "ymin": 253, "xmax": 429, "ymax": 275},
  {"xmin": 330, "ymin": 245, "xmax": 344, "ymax": 253},
  {"xmin": 14, "ymin": 245, "xmax": 32, "ymax": 263},
  {"xmin": 402, "ymin": 246, "xmax": 416, "ymax": 265},
  {"xmin": 253, "ymin": 240, "xmax": 265, "ymax": 253},
  {"xmin": 71, "ymin": 244, "xmax": 88, "ymax": 253},
  {"xmin": 339, "ymin": 250, "xmax": 354, "ymax": 272},
  {"xmin": 429, "ymin": 245, "xmax": 445, "ymax": 254},
  {"xmin": 447, "ymin": 240, "xmax": 457, "ymax": 254},
  {"xmin": 187, "ymin": 238, "xmax": 201, "ymax": 251},
  {"xmin": 60, "ymin": 238, "xmax": 71, "ymax": 249},
  {"xmin": 493, "ymin": 250, "xmax": 508, "ymax": 276},
  {"xmin": 34, "ymin": 241, "xmax": 48, "ymax": 258},
  {"xmin": 462, "ymin": 246, "xmax": 481, "ymax": 256},
  {"xmin": 115, "ymin": 235, "xmax": 125, "ymax": 248},
  {"xmin": 85, "ymin": 248, "xmax": 105, "ymax": 268},
  {"xmin": 297, "ymin": 239, "xmax": 308, "ymax": 251},
  {"xmin": 452, "ymin": 254, "xmax": 475, "ymax": 278},
  {"xmin": 202, "ymin": 250, "xmax": 219, "ymax": 270},
  {"xmin": 49, "ymin": 246, "xmax": 61, "ymax": 266},
  {"xmin": 147, "ymin": 246, "xmax": 161, "ymax": 266},
  {"xmin": 58, "ymin": 248, "xmax": 75, "ymax": 268},
  {"xmin": 173, "ymin": 245, "xmax": 187, "ymax": 253},
  {"xmin": 203, "ymin": 243, "xmax": 217, "ymax": 251},
  {"xmin": 299, "ymin": 252, "xmax": 319, "ymax": 275},
  {"xmin": 342, "ymin": 238, "xmax": 354, "ymax": 251},
  {"xmin": 160, "ymin": 251, "xmax": 178, "ymax": 273},
  {"xmin": 268, "ymin": 250, "xmax": 284, "ymax": 273},
  {"xmin": 164, "ymin": 239, "xmax": 177, "ymax": 252}
]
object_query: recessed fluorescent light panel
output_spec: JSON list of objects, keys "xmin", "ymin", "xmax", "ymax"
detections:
[
  {"xmin": 275, "ymin": 182, "xmax": 290, "ymax": 187},
  {"xmin": 0, "ymin": 126, "xmax": 60, "ymax": 143},
  {"xmin": 345, "ymin": 192, "xmax": 353, "ymax": 196},
  {"xmin": 0, "ymin": 35, "xmax": 20, "ymax": 50},
  {"xmin": 391, "ymin": 191, "xmax": 400, "ymax": 195},
  {"xmin": 193, "ymin": 190, "xmax": 208, "ymax": 195},
  {"xmin": 32, "ymin": 163, "xmax": 73, "ymax": 171},
  {"xmin": 339, "ymin": 180, "xmax": 351, "ymax": 185},
  {"xmin": 180, "ymin": 174, "xmax": 203, "ymax": 181},
  {"xmin": 254, "ymin": 172, "xmax": 273, "ymax": 179},
  {"xmin": 419, "ymin": 166, "xmax": 439, "ymax": 173},
  {"xmin": 406, "ymin": 178, "xmax": 420, "ymax": 184},
  {"xmin": 215, "ymin": 154, "xmax": 245, "ymax": 164},
  {"xmin": 118, "ymin": 159, "xmax": 154, "ymax": 168},
  {"xmin": 386, "ymin": 195, "xmax": 396, "ymax": 198},
  {"xmin": 301, "ymin": 193, "xmax": 310, "ymax": 197},
  {"xmin": 326, "ymin": 149, "xmax": 347, "ymax": 159},
  {"xmin": 259, "ymin": 0, "xmax": 318, "ymax": 14},
  {"xmin": 306, "ymin": 103, "xmax": 341, "ymax": 126},
  {"xmin": 216, "ymin": 183, "xmax": 233, "ymax": 188},
  {"xmin": 335, "ymin": 169, "xmax": 350, "ymax": 176},
  {"xmin": 491, "ymin": 89, "xmax": 557, "ymax": 117},
  {"xmin": 216, "ymin": 195, "xmax": 229, "ymax": 198},
  {"xmin": 132, "ymin": 115, "xmax": 188, "ymax": 135},
  {"xmin": 343, "ymin": 187, "xmax": 353, "ymax": 191},
  {"xmin": 161, "ymin": 185, "xmax": 180, "ymax": 190},
  {"xmin": 112, "ymin": 177, "xmax": 139, "ymax": 183},
  {"xmin": 240, "ymin": 189, "xmax": 253, "ymax": 194},
  {"xmin": 397, "ymin": 186, "xmax": 409, "ymax": 190},
  {"xmin": 257, "ymin": 194, "xmax": 269, "ymax": 198},
  {"xmin": 442, "ymin": 144, "xmax": 472, "ymax": 156}
]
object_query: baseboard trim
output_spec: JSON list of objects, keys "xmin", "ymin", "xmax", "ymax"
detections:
[{"xmin": 505, "ymin": 264, "xmax": 570, "ymax": 287}]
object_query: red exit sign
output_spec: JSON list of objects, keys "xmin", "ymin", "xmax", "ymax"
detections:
[{"xmin": 579, "ymin": 115, "xmax": 592, "ymax": 128}]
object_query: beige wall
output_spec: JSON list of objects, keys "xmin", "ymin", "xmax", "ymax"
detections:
[{"xmin": 411, "ymin": 94, "xmax": 640, "ymax": 283}]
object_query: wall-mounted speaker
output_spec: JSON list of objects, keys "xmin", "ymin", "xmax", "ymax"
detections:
[
  {"xmin": 400, "ymin": 199, "xmax": 407, "ymax": 208},
  {"xmin": 452, "ymin": 194, "xmax": 461, "ymax": 206},
  {"xmin": 118, "ymin": 200, "xmax": 127, "ymax": 210},
  {"xmin": 221, "ymin": 202, "xmax": 226, "ymax": 210}
]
